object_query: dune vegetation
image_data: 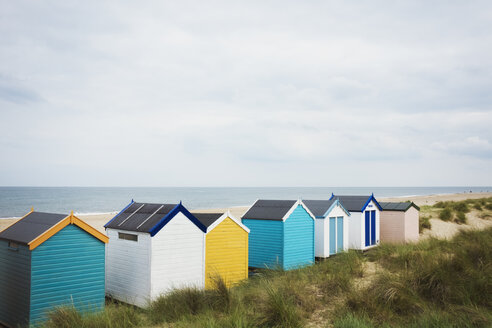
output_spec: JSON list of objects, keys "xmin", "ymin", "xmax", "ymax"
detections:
[{"xmin": 42, "ymin": 224, "xmax": 492, "ymax": 328}]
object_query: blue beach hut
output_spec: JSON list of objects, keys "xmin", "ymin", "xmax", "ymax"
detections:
[
  {"xmin": 0, "ymin": 210, "xmax": 108, "ymax": 328},
  {"xmin": 241, "ymin": 200, "xmax": 315, "ymax": 270}
]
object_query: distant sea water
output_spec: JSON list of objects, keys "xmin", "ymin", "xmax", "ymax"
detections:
[{"xmin": 0, "ymin": 186, "xmax": 491, "ymax": 219}]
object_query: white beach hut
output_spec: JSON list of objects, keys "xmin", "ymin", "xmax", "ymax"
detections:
[
  {"xmin": 379, "ymin": 202, "xmax": 420, "ymax": 243},
  {"xmin": 104, "ymin": 201, "xmax": 207, "ymax": 308},
  {"xmin": 330, "ymin": 194, "xmax": 382, "ymax": 251},
  {"xmin": 303, "ymin": 199, "xmax": 350, "ymax": 258}
]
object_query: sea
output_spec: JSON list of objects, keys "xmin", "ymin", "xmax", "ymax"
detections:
[{"xmin": 0, "ymin": 186, "xmax": 490, "ymax": 219}]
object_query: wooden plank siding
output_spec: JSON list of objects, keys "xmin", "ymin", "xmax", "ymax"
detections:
[
  {"xmin": 30, "ymin": 225, "xmax": 105, "ymax": 325},
  {"xmin": 205, "ymin": 217, "xmax": 248, "ymax": 289},
  {"xmin": 283, "ymin": 205, "xmax": 315, "ymax": 270},
  {"xmin": 0, "ymin": 241, "xmax": 31, "ymax": 328},
  {"xmin": 242, "ymin": 219, "xmax": 283, "ymax": 269},
  {"xmin": 105, "ymin": 229, "xmax": 151, "ymax": 308}
]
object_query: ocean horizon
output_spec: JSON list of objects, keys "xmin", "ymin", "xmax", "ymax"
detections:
[{"xmin": 1, "ymin": 186, "xmax": 491, "ymax": 219}]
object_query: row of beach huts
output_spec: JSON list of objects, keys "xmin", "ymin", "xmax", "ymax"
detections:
[{"xmin": 0, "ymin": 194, "xmax": 420, "ymax": 327}]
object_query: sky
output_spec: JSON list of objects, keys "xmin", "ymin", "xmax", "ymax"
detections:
[{"xmin": 0, "ymin": 1, "xmax": 491, "ymax": 187}]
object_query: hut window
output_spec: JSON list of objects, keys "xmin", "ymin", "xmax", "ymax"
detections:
[
  {"xmin": 118, "ymin": 232, "xmax": 138, "ymax": 242},
  {"xmin": 8, "ymin": 241, "xmax": 19, "ymax": 250}
]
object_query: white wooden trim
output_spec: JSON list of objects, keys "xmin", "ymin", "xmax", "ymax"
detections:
[{"xmin": 206, "ymin": 211, "xmax": 250, "ymax": 233}]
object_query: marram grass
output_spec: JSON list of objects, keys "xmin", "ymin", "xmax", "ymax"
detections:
[{"xmin": 42, "ymin": 227, "xmax": 492, "ymax": 328}]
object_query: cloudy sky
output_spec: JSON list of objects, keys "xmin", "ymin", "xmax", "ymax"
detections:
[{"xmin": 1, "ymin": 1, "xmax": 491, "ymax": 187}]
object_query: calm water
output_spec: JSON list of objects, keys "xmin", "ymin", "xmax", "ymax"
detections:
[{"xmin": 0, "ymin": 186, "xmax": 490, "ymax": 218}]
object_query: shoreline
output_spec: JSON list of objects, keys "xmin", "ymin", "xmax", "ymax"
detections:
[{"xmin": 1, "ymin": 192, "xmax": 491, "ymax": 235}]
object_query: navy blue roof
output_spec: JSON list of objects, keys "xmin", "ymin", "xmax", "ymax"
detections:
[{"xmin": 105, "ymin": 201, "xmax": 207, "ymax": 235}]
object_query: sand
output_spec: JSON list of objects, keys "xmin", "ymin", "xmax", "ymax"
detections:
[{"xmin": 1, "ymin": 192, "xmax": 491, "ymax": 240}]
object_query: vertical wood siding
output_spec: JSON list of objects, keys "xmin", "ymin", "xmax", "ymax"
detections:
[
  {"xmin": 283, "ymin": 205, "xmax": 314, "ymax": 270},
  {"xmin": 30, "ymin": 225, "xmax": 105, "ymax": 326},
  {"xmin": 0, "ymin": 241, "xmax": 31, "ymax": 328},
  {"xmin": 242, "ymin": 219, "xmax": 283, "ymax": 269},
  {"xmin": 105, "ymin": 229, "xmax": 151, "ymax": 308},
  {"xmin": 205, "ymin": 217, "xmax": 248, "ymax": 289},
  {"xmin": 150, "ymin": 212, "xmax": 205, "ymax": 299},
  {"xmin": 315, "ymin": 218, "xmax": 326, "ymax": 257}
]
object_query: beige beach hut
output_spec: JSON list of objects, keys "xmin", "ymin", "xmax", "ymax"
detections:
[{"xmin": 379, "ymin": 202, "xmax": 420, "ymax": 243}]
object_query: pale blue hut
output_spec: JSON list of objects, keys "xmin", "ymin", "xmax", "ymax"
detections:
[
  {"xmin": 241, "ymin": 200, "xmax": 315, "ymax": 270},
  {"xmin": 0, "ymin": 210, "xmax": 108, "ymax": 327}
]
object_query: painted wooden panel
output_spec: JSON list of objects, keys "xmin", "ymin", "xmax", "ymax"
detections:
[
  {"xmin": 314, "ymin": 218, "xmax": 326, "ymax": 257},
  {"xmin": 337, "ymin": 217, "xmax": 344, "ymax": 252},
  {"xmin": 283, "ymin": 205, "xmax": 314, "ymax": 270},
  {"xmin": 242, "ymin": 219, "xmax": 283, "ymax": 269},
  {"xmin": 30, "ymin": 225, "xmax": 105, "ymax": 326},
  {"xmin": 205, "ymin": 217, "xmax": 248, "ymax": 289},
  {"xmin": 105, "ymin": 229, "xmax": 151, "ymax": 308},
  {"xmin": 150, "ymin": 212, "xmax": 204, "ymax": 300},
  {"xmin": 404, "ymin": 207, "xmax": 420, "ymax": 242},
  {"xmin": 0, "ymin": 241, "xmax": 31, "ymax": 328},
  {"xmin": 364, "ymin": 211, "xmax": 370, "ymax": 247},
  {"xmin": 370, "ymin": 211, "xmax": 376, "ymax": 245},
  {"xmin": 329, "ymin": 217, "xmax": 336, "ymax": 255}
]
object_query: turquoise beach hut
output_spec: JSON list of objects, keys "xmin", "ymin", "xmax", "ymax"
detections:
[
  {"xmin": 241, "ymin": 200, "xmax": 315, "ymax": 270},
  {"xmin": 0, "ymin": 210, "xmax": 108, "ymax": 328}
]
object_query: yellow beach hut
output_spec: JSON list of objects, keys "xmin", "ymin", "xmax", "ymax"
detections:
[{"xmin": 192, "ymin": 211, "xmax": 250, "ymax": 289}]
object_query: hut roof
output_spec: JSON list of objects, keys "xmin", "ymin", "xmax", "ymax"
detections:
[
  {"xmin": 192, "ymin": 213, "xmax": 224, "ymax": 228},
  {"xmin": 379, "ymin": 202, "xmax": 420, "ymax": 212},
  {"xmin": 302, "ymin": 199, "xmax": 351, "ymax": 217},
  {"xmin": 330, "ymin": 194, "xmax": 382, "ymax": 212},
  {"xmin": 302, "ymin": 199, "xmax": 337, "ymax": 217},
  {"xmin": 193, "ymin": 212, "xmax": 250, "ymax": 233},
  {"xmin": 105, "ymin": 201, "xmax": 207, "ymax": 235},
  {"xmin": 0, "ymin": 210, "xmax": 108, "ymax": 249},
  {"xmin": 242, "ymin": 199, "xmax": 298, "ymax": 221}
]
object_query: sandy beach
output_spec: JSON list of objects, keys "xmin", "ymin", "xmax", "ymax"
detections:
[{"xmin": 1, "ymin": 192, "xmax": 491, "ymax": 240}]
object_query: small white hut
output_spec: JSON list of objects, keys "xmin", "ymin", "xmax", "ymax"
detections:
[
  {"xmin": 104, "ymin": 201, "xmax": 207, "ymax": 308},
  {"xmin": 379, "ymin": 202, "xmax": 420, "ymax": 243},
  {"xmin": 303, "ymin": 199, "xmax": 350, "ymax": 258},
  {"xmin": 330, "ymin": 194, "xmax": 382, "ymax": 250}
]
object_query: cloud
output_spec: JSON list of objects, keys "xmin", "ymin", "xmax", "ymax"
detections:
[{"xmin": 0, "ymin": 1, "xmax": 491, "ymax": 186}]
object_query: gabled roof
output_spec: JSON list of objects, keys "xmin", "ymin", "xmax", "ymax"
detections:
[
  {"xmin": 193, "ymin": 211, "xmax": 250, "ymax": 233},
  {"xmin": 242, "ymin": 199, "xmax": 315, "ymax": 221},
  {"xmin": 380, "ymin": 201, "xmax": 420, "ymax": 212},
  {"xmin": 303, "ymin": 199, "xmax": 351, "ymax": 218},
  {"xmin": 0, "ymin": 210, "xmax": 108, "ymax": 250},
  {"xmin": 242, "ymin": 199, "xmax": 297, "ymax": 221},
  {"xmin": 329, "ymin": 194, "xmax": 382, "ymax": 212},
  {"xmin": 104, "ymin": 200, "xmax": 207, "ymax": 235}
]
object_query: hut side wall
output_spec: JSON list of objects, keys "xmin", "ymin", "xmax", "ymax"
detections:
[
  {"xmin": 404, "ymin": 207, "xmax": 419, "ymax": 242},
  {"xmin": 315, "ymin": 217, "xmax": 327, "ymax": 257},
  {"xmin": 204, "ymin": 217, "xmax": 248, "ymax": 289},
  {"xmin": 0, "ymin": 240, "xmax": 31, "ymax": 328},
  {"xmin": 348, "ymin": 211, "xmax": 362, "ymax": 249},
  {"xmin": 379, "ymin": 211, "xmax": 405, "ymax": 243},
  {"xmin": 105, "ymin": 229, "xmax": 151, "ymax": 308},
  {"xmin": 283, "ymin": 205, "xmax": 314, "ymax": 270},
  {"xmin": 150, "ymin": 212, "xmax": 205, "ymax": 299},
  {"xmin": 30, "ymin": 225, "xmax": 105, "ymax": 326},
  {"xmin": 242, "ymin": 219, "xmax": 283, "ymax": 269}
]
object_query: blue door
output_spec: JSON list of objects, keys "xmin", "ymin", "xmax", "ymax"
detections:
[
  {"xmin": 337, "ymin": 217, "xmax": 343, "ymax": 252},
  {"xmin": 365, "ymin": 211, "xmax": 370, "ymax": 247},
  {"xmin": 329, "ymin": 217, "xmax": 336, "ymax": 255},
  {"xmin": 370, "ymin": 210, "xmax": 376, "ymax": 245}
]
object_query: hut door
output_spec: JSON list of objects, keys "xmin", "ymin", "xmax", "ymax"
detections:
[
  {"xmin": 337, "ymin": 217, "xmax": 343, "ymax": 252},
  {"xmin": 365, "ymin": 211, "xmax": 370, "ymax": 247},
  {"xmin": 370, "ymin": 211, "xmax": 376, "ymax": 245},
  {"xmin": 329, "ymin": 217, "xmax": 336, "ymax": 255}
]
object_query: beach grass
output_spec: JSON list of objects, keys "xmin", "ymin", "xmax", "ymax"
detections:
[{"xmin": 41, "ymin": 227, "xmax": 492, "ymax": 328}]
